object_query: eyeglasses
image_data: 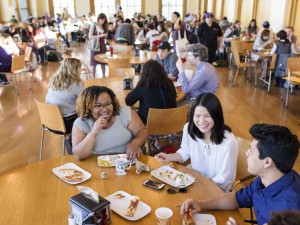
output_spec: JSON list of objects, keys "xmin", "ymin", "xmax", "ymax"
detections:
[
  {"xmin": 93, "ymin": 102, "xmax": 112, "ymax": 110},
  {"xmin": 166, "ymin": 187, "xmax": 188, "ymax": 194}
]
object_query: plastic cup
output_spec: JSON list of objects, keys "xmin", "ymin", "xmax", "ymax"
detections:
[{"xmin": 155, "ymin": 207, "xmax": 173, "ymax": 225}]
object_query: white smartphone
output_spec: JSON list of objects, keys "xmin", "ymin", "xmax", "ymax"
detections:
[{"xmin": 143, "ymin": 179, "xmax": 165, "ymax": 190}]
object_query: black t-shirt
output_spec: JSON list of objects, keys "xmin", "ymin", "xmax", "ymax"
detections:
[
  {"xmin": 197, "ymin": 22, "xmax": 222, "ymax": 48},
  {"xmin": 125, "ymin": 85, "xmax": 177, "ymax": 124}
]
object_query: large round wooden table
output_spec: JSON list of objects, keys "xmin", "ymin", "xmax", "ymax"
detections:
[
  {"xmin": 0, "ymin": 155, "xmax": 246, "ymax": 225},
  {"xmin": 94, "ymin": 51, "xmax": 157, "ymax": 65}
]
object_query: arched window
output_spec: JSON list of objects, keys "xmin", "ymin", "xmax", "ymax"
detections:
[
  {"xmin": 94, "ymin": 0, "xmax": 115, "ymax": 20},
  {"xmin": 120, "ymin": 0, "xmax": 141, "ymax": 20},
  {"xmin": 162, "ymin": 0, "xmax": 183, "ymax": 21},
  {"xmin": 53, "ymin": 0, "xmax": 75, "ymax": 17}
]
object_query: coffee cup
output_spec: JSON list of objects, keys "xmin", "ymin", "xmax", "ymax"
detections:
[
  {"xmin": 155, "ymin": 207, "xmax": 173, "ymax": 225},
  {"xmin": 114, "ymin": 158, "xmax": 131, "ymax": 176}
]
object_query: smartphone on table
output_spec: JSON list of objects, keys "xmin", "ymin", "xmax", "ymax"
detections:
[{"xmin": 143, "ymin": 179, "xmax": 165, "ymax": 190}]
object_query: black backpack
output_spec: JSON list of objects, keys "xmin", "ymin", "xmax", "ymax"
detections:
[{"xmin": 47, "ymin": 52, "xmax": 61, "ymax": 62}]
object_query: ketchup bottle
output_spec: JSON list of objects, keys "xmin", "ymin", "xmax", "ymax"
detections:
[{"xmin": 110, "ymin": 45, "xmax": 113, "ymax": 56}]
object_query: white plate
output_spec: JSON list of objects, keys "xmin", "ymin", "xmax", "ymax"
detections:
[
  {"xmin": 52, "ymin": 163, "xmax": 91, "ymax": 184},
  {"xmin": 151, "ymin": 166, "xmax": 195, "ymax": 188},
  {"xmin": 193, "ymin": 214, "xmax": 216, "ymax": 225},
  {"xmin": 105, "ymin": 191, "xmax": 151, "ymax": 221},
  {"xmin": 97, "ymin": 154, "xmax": 137, "ymax": 167}
]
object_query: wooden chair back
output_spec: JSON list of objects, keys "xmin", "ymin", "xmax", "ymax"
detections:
[
  {"xmin": 236, "ymin": 137, "xmax": 252, "ymax": 182},
  {"xmin": 109, "ymin": 68, "xmax": 135, "ymax": 77},
  {"xmin": 108, "ymin": 58, "xmax": 130, "ymax": 75},
  {"xmin": 231, "ymin": 40, "xmax": 243, "ymax": 52},
  {"xmin": 242, "ymin": 42, "xmax": 254, "ymax": 51},
  {"xmin": 0, "ymin": 147, "xmax": 28, "ymax": 175},
  {"xmin": 231, "ymin": 47, "xmax": 241, "ymax": 66},
  {"xmin": 11, "ymin": 55, "xmax": 25, "ymax": 72},
  {"xmin": 34, "ymin": 98, "xmax": 66, "ymax": 133},
  {"xmin": 146, "ymin": 105, "xmax": 188, "ymax": 136},
  {"xmin": 287, "ymin": 58, "xmax": 300, "ymax": 74},
  {"xmin": 84, "ymin": 78, "xmax": 104, "ymax": 88}
]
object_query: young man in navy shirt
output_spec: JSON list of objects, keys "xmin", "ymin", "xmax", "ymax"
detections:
[{"xmin": 179, "ymin": 123, "xmax": 300, "ymax": 225}]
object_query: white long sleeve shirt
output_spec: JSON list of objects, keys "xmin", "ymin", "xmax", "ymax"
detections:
[{"xmin": 177, "ymin": 123, "xmax": 238, "ymax": 191}]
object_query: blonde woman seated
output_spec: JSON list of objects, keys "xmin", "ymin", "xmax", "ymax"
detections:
[
  {"xmin": 156, "ymin": 93, "xmax": 238, "ymax": 191},
  {"xmin": 72, "ymin": 86, "xmax": 148, "ymax": 161},
  {"xmin": 46, "ymin": 58, "xmax": 84, "ymax": 134}
]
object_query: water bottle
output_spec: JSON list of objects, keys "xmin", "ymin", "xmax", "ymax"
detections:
[{"xmin": 110, "ymin": 45, "xmax": 113, "ymax": 56}]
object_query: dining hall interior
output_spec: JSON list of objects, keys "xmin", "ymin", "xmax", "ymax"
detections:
[{"xmin": 0, "ymin": 0, "xmax": 300, "ymax": 224}]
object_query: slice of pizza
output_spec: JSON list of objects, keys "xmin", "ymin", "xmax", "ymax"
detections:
[
  {"xmin": 125, "ymin": 195, "xmax": 140, "ymax": 217},
  {"xmin": 182, "ymin": 211, "xmax": 196, "ymax": 225},
  {"xmin": 59, "ymin": 168, "xmax": 83, "ymax": 182}
]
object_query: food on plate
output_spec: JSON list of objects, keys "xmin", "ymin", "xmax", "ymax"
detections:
[
  {"xmin": 182, "ymin": 211, "xmax": 196, "ymax": 225},
  {"xmin": 58, "ymin": 168, "xmax": 83, "ymax": 181},
  {"xmin": 98, "ymin": 156, "xmax": 114, "ymax": 167},
  {"xmin": 114, "ymin": 193, "xmax": 126, "ymax": 199},
  {"xmin": 159, "ymin": 170, "xmax": 188, "ymax": 186},
  {"xmin": 125, "ymin": 195, "xmax": 140, "ymax": 217}
]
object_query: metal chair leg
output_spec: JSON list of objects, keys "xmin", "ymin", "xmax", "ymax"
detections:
[
  {"xmin": 40, "ymin": 127, "xmax": 45, "ymax": 161},
  {"xmin": 62, "ymin": 135, "xmax": 66, "ymax": 156},
  {"xmin": 267, "ymin": 71, "xmax": 272, "ymax": 92},
  {"xmin": 11, "ymin": 75, "xmax": 19, "ymax": 95},
  {"xmin": 233, "ymin": 67, "xmax": 240, "ymax": 86}
]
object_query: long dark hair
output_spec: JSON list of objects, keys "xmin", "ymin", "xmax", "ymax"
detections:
[
  {"xmin": 188, "ymin": 93, "xmax": 232, "ymax": 144},
  {"xmin": 248, "ymin": 19, "xmax": 257, "ymax": 30},
  {"xmin": 158, "ymin": 21, "xmax": 169, "ymax": 36},
  {"xmin": 137, "ymin": 60, "xmax": 174, "ymax": 89},
  {"xmin": 97, "ymin": 13, "xmax": 108, "ymax": 33},
  {"xmin": 171, "ymin": 11, "xmax": 181, "ymax": 31}
]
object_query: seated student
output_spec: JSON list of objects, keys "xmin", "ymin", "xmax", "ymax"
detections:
[
  {"xmin": 0, "ymin": 34, "xmax": 19, "ymax": 86},
  {"xmin": 145, "ymin": 23, "xmax": 160, "ymax": 50},
  {"xmin": 46, "ymin": 58, "xmax": 84, "ymax": 134},
  {"xmin": 179, "ymin": 123, "xmax": 300, "ymax": 225},
  {"xmin": 125, "ymin": 60, "xmax": 177, "ymax": 125},
  {"xmin": 257, "ymin": 21, "xmax": 274, "ymax": 42},
  {"xmin": 285, "ymin": 27, "xmax": 297, "ymax": 45},
  {"xmin": 154, "ymin": 42, "xmax": 179, "ymax": 81},
  {"xmin": 176, "ymin": 44, "xmax": 220, "ymax": 100},
  {"xmin": 156, "ymin": 93, "xmax": 238, "ymax": 191},
  {"xmin": 107, "ymin": 22, "xmax": 115, "ymax": 40},
  {"xmin": 114, "ymin": 18, "xmax": 135, "ymax": 45},
  {"xmin": 253, "ymin": 29, "xmax": 273, "ymax": 51},
  {"xmin": 223, "ymin": 21, "xmax": 242, "ymax": 48},
  {"xmin": 72, "ymin": 86, "xmax": 147, "ymax": 161},
  {"xmin": 157, "ymin": 22, "xmax": 170, "ymax": 42},
  {"xmin": 270, "ymin": 30, "xmax": 296, "ymax": 85}
]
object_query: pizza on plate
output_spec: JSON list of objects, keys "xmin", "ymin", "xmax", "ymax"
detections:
[
  {"xmin": 58, "ymin": 168, "xmax": 83, "ymax": 181},
  {"xmin": 125, "ymin": 195, "xmax": 140, "ymax": 217}
]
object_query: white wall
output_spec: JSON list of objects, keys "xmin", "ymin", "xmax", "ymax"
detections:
[
  {"xmin": 0, "ymin": 0, "xmax": 15, "ymax": 22},
  {"xmin": 269, "ymin": 0, "xmax": 286, "ymax": 32}
]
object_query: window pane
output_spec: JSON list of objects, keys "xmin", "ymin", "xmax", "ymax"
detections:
[
  {"xmin": 162, "ymin": 0, "xmax": 183, "ymax": 20},
  {"xmin": 53, "ymin": 0, "xmax": 75, "ymax": 17}
]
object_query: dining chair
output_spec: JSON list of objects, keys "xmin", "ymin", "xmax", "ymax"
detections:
[
  {"xmin": 108, "ymin": 58, "xmax": 130, "ymax": 75},
  {"xmin": 231, "ymin": 45, "xmax": 257, "ymax": 87},
  {"xmin": 259, "ymin": 53, "xmax": 277, "ymax": 92},
  {"xmin": 0, "ymin": 147, "xmax": 28, "ymax": 175},
  {"xmin": 4, "ymin": 55, "xmax": 31, "ymax": 95},
  {"xmin": 282, "ymin": 57, "xmax": 300, "ymax": 107},
  {"xmin": 109, "ymin": 68, "xmax": 135, "ymax": 77},
  {"xmin": 34, "ymin": 98, "xmax": 69, "ymax": 160},
  {"xmin": 80, "ymin": 60, "xmax": 92, "ymax": 80},
  {"xmin": 242, "ymin": 42, "xmax": 254, "ymax": 51},
  {"xmin": 145, "ymin": 105, "xmax": 189, "ymax": 156},
  {"xmin": 229, "ymin": 136, "xmax": 257, "ymax": 225}
]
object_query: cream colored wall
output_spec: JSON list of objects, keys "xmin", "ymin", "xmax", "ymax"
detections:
[
  {"xmin": 255, "ymin": 0, "xmax": 272, "ymax": 30},
  {"xmin": 187, "ymin": 0, "xmax": 199, "ymax": 14},
  {"xmin": 144, "ymin": 0, "xmax": 159, "ymax": 15},
  {"xmin": 215, "ymin": 0, "xmax": 223, "ymax": 20},
  {"xmin": 223, "ymin": 0, "xmax": 236, "ymax": 22},
  {"xmin": 240, "ymin": 0, "xmax": 255, "ymax": 29},
  {"xmin": 75, "ymin": 0, "xmax": 90, "ymax": 17},
  {"xmin": 0, "ymin": 0, "xmax": 15, "ymax": 22}
]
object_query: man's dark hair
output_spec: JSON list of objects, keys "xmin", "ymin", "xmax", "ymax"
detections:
[
  {"xmin": 276, "ymin": 30, "xmax": 287, "ymax": 41},
  {"xmin": 268, "ymin": 210, "xmax": 300, "ymax": 225},
  {"xmin": 249, "ymin": 123, "xmax": 299, "ymax": 173},
  {"xmin": 125, "ymin": 18, "xmax": 131, "ymax": 24}
]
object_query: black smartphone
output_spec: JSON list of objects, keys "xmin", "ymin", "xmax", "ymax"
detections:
[{"xmin": 143, "ymin": 179, "xmax": 165, "ymax": 190}]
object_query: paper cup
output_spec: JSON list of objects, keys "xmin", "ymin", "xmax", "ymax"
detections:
[{"xmin": 155, "ymin": 207, "xmax": 173, "ymax": 225}]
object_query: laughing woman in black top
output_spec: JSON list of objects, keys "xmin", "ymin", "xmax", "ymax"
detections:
[{"xmin": 125, "ymin": 60, "xmax": 177, "ymax": 125}]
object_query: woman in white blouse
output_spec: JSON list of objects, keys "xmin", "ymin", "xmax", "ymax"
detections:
[{"xmin": 156, "ymin": 93, "xmax": 238, "ymax": 191}]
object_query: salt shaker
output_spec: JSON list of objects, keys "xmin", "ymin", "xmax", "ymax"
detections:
[{"xmin": 68, "ymin": 213, "xmax": 76, "ymax": 225}]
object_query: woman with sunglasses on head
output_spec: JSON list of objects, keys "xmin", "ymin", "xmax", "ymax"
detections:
[
  {"xmin": 72, "ymin": 86, "xmax": 147, "ymax": 161},
  {"xmin": 156, "ymin": 93, "xmax": 238, "ymax": 191}
]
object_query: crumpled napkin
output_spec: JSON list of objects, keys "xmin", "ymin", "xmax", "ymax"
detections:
[
  {"xmin": 77, "ymin": 186, "xmax": 99, "ymax": 203},
  {"xmin": 135, "ymin": 161, "xmax": 151, "ymax": 174}
]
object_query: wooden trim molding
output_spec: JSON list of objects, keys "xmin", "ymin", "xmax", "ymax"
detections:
[
  {"xmin": 90, "ymin": 0, "xmax": 95, "ymax": 14},
  {"xmin": 48, "ymin": 0, "xmax": 54, "ymax": 17}
]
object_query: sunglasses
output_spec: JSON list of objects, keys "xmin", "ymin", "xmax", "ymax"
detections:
[{"xmin": 167, "ymin": 187, "xmax": 188, "ymax": 194}]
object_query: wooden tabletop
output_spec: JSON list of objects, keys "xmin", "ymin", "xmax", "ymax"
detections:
[
  {"xmin": 94, "ymin": 51, "xmax": 156, "ymax": 65},
  {"xmin": 84, "ymin": 76, "xmax": 186, "ymax": 106},
  {"xmin": 0, "ymin": 155, "xmax": 246, "ymax": 225}
]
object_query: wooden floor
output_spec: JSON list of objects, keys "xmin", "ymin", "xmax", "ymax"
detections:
[{"xmin": 0, "ymin": 42, "xmax": 299, "ymax": 170}]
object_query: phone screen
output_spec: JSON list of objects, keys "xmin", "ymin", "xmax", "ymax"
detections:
[{"xmin": 143, "ymin": 179, "xmax": 165, "ymax": 190}]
